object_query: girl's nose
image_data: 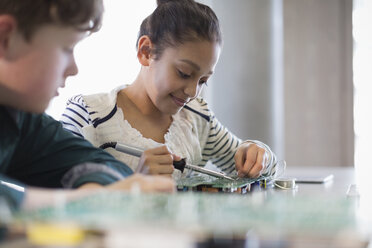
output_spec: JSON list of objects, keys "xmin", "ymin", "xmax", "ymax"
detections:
[{"xmin": 184, "ymin": 81, "xmax": 201, "ymax": 99}]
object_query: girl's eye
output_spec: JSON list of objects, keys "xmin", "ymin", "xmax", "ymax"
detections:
[{"xmin": 178, "ymin": 70, "xmax": 191, "ymax": 79}]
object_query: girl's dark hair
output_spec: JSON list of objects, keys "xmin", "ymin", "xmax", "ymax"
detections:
[
  {"xmin": 0, "ymin": 0, "xmax": 103, "ymax": 41},
  {"xmin": 137, "ymin": 0, "xmax": 222, "ymax": 59}
]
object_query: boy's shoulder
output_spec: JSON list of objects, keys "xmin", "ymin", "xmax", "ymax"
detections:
[{"xmin": 1, "ymin": 105, "xmax": 56, "ymax": 128}]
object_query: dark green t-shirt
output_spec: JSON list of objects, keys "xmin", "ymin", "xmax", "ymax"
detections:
[{"xmin": 0, "ymin": 106, "xmax": 133, "ymax": 210}]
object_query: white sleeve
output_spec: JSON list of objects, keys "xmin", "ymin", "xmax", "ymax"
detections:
[{"xmin": 60, "ymin": 95, "xmax": 91, "ymax": 137}]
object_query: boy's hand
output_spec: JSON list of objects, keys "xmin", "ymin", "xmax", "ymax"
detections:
[
  {"xmin": 23, "ymin": 174, "xmax": 175, "ymax": 210},
  {"xmin": 136, "ymin": 145, "xmax": 180, "ymax": 177},
  {"xmin": 234, "ymin": 143, "xmax": 267, "ymax": 178},
  {"xmin": 107, "ymin": 174, "xmax": 175, "ymax": 193}
]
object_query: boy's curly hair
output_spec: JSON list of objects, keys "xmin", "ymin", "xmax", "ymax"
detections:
[{"xmin": 0, "ymin": 0, "xmax": 103, "ymax": 40}]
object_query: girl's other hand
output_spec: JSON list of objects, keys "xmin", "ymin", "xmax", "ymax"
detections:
[
  {"xmin": 234, "ymin": 143, "xmax": 267, "ymax": 178},
  {"xmin": 136, "ymin": 145, "xmax": 180, "ymax": 177}
]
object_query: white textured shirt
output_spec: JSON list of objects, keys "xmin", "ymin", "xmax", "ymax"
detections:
[{"xmin": 60, "ymin": 85, "xmax": 276, "ymax": 179}]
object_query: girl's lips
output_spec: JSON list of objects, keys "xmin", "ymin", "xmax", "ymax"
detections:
[{"xmin": 171, "ymin": 95, "xmax": 187, "ymax": 107}]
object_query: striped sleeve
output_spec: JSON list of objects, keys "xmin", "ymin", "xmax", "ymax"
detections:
[
  {"xmin": 60, "ymin": 95, "xmax": 91, "ymax": 137},
  {"xmin": 202, "ymin": 111, "xmax": 242, "ymax": 174},
  {"xmin": 198, "ymin": 99, "xmax": 277, "ymax": 177}
]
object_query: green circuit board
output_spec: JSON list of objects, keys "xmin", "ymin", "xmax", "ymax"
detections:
[{"xmin": 18, "ymin": 192, "xmax": 357, "ymax": 237}]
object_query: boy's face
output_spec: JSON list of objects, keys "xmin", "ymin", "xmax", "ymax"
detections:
[
  {"xmin": 0, "ymin": 22, "xmax": 86, "ymax": 113},
  {"xmin": 145, "ymin": 40, "xmax": 220, "ymax": 115}
]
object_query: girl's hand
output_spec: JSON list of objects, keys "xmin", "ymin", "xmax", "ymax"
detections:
[
  {"xmin": 136, "ymin": 145, "xmax": 180, "ymax": 177},
  {"xmin": 234, "ymin": 142, "xmax": 267, "ymax": 178}
]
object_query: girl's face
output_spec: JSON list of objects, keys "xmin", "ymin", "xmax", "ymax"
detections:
[{"xmin": 145, "ymin": 40, "xmax": 221, "ymax": 115}]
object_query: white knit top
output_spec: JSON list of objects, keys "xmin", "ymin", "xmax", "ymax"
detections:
[{"xmin": 60, "ymin": 85, "xmax": 276, "ymax": 179}]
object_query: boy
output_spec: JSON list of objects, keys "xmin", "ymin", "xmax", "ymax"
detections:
[{"xmin": 0, "ymin": 0, "xmax": 174, "ymax": 211}]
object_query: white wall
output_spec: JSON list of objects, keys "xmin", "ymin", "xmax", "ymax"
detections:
[
  {"xmin": 283, "ymin": 0, "xmax": 353, "ymax": 167},
  {"xmin": 210, "ymin": 0, "xmax": 353, "ymax": 167},
  {"xmin": 46, "ymin": 0, "xmax": 156, "ymax": 119},
  {"xmin": 353, "ymin": 0, "xmax": 372, "ymax": 198},
  {"xmin": 210, "ymin": 0, "xmax": 284, "ymax": 159},
  {"xmin": 46, "ymin": 0, "xmax": 355, "ymax": 169}
]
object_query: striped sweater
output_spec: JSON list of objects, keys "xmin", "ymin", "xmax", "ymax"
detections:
[{"xmin": 60, "ymin": 86, "xmax": 276, "ymax": 178}]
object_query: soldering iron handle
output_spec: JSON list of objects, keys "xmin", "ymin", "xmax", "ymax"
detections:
[
  {"xmin": 115, "ymin": 143, "xmax": 144, "ymax": 157},
  {"xmin": 114, "ymin": 142, "xmax": 186, "ymax": 172},
  {"xmin": 173, "ymin": 159, "xmax": 186, "ymax": 173}
]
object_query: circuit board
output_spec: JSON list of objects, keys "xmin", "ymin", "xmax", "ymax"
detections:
[
  {"xmin": 176, "ymin": 175, "xmax": 270, "ymax": 194},
  {"xmin": 18, "ymin": 192, "xmax": 357, "ymax": 237}
]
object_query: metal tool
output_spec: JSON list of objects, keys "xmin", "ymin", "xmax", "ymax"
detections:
[
  {"xmin": 172, "ymin": 159, "xmax": 234, "ymax": 180},
  {"xmin": 100, "ymin": 142, "xmax": 235, "ymax": 181}
]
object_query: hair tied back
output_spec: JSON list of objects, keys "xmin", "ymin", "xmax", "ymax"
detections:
[
  {"xmin": 156, "ymin": 0, "xmax": 193, "ymax": 6},
  {"xmin": 139, "ymin": 0, "xmax": 222, "ymax": 59}
]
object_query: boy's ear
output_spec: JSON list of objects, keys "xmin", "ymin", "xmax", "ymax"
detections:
[
  {"xmin": 137, "ymin": 35, "xmax": 154, "ymax": 66},
  {"xmin": 0, "ymin": 15, "xmax": 16, "ymax": 58}
]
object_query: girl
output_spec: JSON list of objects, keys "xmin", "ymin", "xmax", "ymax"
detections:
[{"xmin": 61, "ymin": 0, "xmax": 277, "ymax": 180}]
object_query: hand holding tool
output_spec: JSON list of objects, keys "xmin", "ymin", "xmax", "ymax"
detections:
[{"xmin": 100, "ymin": 142, "xmax": 234, "ymax": 181}]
